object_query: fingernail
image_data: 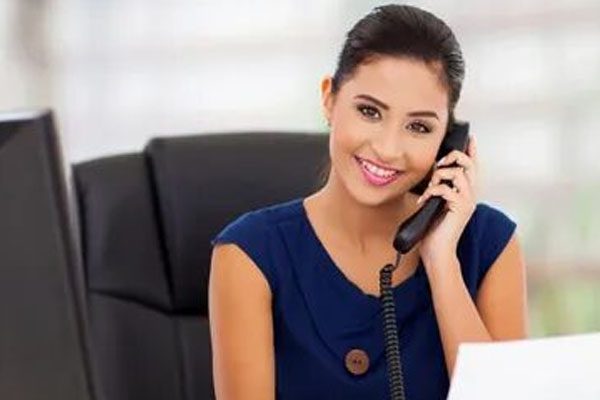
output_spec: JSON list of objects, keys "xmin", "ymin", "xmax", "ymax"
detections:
[
  {"xmin": 436, "ymin": 157, "xmax": 446, "ymax": 166},
  {"xmin": 417, "ymin": 195, "xmax": 423, "ymax": 204}
]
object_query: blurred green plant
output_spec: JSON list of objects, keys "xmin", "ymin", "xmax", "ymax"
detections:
[{"xmin": 529, "ymin": 277, "xmax": 600, "ymax": 336}]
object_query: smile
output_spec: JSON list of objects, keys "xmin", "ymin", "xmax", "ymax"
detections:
[{"xmin": 355, "ymin": 156, "xmax": 404, "ymax": 186}]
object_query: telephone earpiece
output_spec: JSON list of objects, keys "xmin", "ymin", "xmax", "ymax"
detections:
[{"xmin": 409, "ymin": 120, "xmax": 470, "ymax": 196}]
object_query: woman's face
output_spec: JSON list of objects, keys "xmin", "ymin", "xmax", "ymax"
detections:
[{"xmin": 321, "ymin": 55, "xmax": 450, "ymax": 208}]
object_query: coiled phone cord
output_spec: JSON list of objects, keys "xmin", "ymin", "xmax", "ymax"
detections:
[{"xmin": 379, "ymin": 252, "xmax": 407, "ymax": 400}]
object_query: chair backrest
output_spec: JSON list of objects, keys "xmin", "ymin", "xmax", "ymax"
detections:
[
  {"xmin": 73, "ymin": 132, "xmax": 328, "ymax": 400},
  {"xmin": 0, "ymin": 110, "xmax": 95, "ymax": 400}
]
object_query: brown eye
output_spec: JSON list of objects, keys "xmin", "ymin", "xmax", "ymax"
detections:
[
  {"xmin": 407, "ymin": 121, "xmax": 432, "ymax": 134},
  {"xmin": 356, "ymin": 104, "xmax": 381, "ymax": 120}
]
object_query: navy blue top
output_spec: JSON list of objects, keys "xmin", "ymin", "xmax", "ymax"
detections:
[{"xmin": 210, "ymin": 197, "xmax": 517, "ymax": 399}]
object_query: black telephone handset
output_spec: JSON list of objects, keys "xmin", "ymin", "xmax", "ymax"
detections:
[
  {"xmin": 380, "ymin": 120, "xmax": 470, "ymax": 400},
  {"xmin": 393, "ymin": 120, "xmax": 471, "ymax": 254}
]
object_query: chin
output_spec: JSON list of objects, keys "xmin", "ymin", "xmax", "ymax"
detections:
[{"xmin": 344, "ymin": 175, "xmax": 405, "ymax": 209}]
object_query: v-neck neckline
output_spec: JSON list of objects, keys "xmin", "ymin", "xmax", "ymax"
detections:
[{"xmin": 296, "ymin": 197, "xmax": 426, "ymax": 302}]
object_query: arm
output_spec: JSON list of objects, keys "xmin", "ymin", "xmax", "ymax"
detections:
[
  {"xmin": 208, "ymin": 243, "xmax": 276, "ymax": 400},
  {"xmin": 424, "ymin": 231, "xmax": 528, "ymax": 378},
  {"xmin": 475, "ymin": 231, "xmax": 529, "ymax": 340}
]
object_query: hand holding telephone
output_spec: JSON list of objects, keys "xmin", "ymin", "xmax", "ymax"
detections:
[
  {"xmin": 393, "ymin": 121, "xmax": 471, "ymax": 254},
  {"xmin": 380, "ymin": 120, "xmax": 470, "ymax": 400}
]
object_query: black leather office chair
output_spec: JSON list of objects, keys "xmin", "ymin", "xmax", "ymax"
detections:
[{"xmin": 72, "ymin": 132, "xmax": 328, "ymax": 400}]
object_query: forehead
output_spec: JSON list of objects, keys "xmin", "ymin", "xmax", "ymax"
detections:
[{"xmin": 342, "ymin": 56, "xmax": 449, "ymax": 112}]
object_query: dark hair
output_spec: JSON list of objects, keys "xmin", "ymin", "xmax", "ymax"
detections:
[{"xmin": 316, "ymin": 4, "xmax": 465, "ymax": 188}]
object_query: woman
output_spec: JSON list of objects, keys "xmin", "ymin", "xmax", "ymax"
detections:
[{"xmin": 209, "ymin": 4, "xmax": 528, "ymax": 399}]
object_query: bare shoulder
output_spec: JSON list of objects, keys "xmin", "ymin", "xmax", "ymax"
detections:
[
  {"xmin": 208, "ymin": 243, "xmax": 275, "ymax": 400},
  {"xmin": 210, "ymin": 242, "xmax": 273, "ymax": 302},
  {"xmin": 476, "ymin": 231, "xmax": 529, "ymax": 340}
]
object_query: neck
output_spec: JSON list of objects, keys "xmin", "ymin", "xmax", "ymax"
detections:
[{"xmin": 311, "ymin": 169, "xmax": 420, "ymax": 254}]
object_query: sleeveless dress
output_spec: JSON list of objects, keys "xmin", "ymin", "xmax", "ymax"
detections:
[{"xmin": 210, "ymin": 197, "xmax": 517, "ymax": 399}]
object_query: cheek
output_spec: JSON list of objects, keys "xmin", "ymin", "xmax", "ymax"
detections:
[
  {"xmin": 329, "ymin": 119, "xmax": 365, "ymax": 158},
  {"xmin": 406, "ymin": 144, "xmax": 438, "ymax": 173},
  {"xmin": 328, "ymin": 129, "xmax": 350, "ymax": 170},
  {"xmin": 328, "ymin": 128, "xmax": 363, "ymax": 179}
]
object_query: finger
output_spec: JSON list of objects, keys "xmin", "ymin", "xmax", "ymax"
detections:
[
  {"xmin": 435, "ymin": 174, "xmax": 471, "ymax": 199},
  {"xmin": 436, "ymin": 148, "xmax": 477, "ymax": 190},
  {"xmin": 436, "ymin": 149, "xmax": 475, "ymax": 172},
  {"xmin": 448, "ymin": 171, "xmax": 472, "ymax": 199},
  {"xmin": 467, "ymin": 134, "xmax": 477, "ymax": 159},
  {"xmin": 467, "ymin": 134, "xmax": 479, "ymax": 171},
  {"xmin": 430, "ymin": 166, "xmax": 464, "ymax": 186},
  {"xmin": 426, "ymin": 164, "xmax": 475, "ymax": 197},
  {"xmin": 431, "ymin": 166, "xmax": 474, "ymax": 196},
  {"xmin": 417, "ymin": 181, "xmax": 462, "ymax": 205}
]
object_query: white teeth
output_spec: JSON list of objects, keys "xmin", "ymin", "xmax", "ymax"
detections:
[{"xmin": 359, "ymin": 159, "xmax": 398, "ymax": 178}]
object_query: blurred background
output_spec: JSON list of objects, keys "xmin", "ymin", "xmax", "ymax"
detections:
[{"xmin": 1, "ymin": 0, "xmax": 598, "ymax": 336}]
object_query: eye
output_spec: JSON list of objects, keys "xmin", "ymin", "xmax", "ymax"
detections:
[
  {"xmin": 406, "ymin": 120, "xmax": 432, "ymax": 134},
  {"xmin": 356, "ymin": 104, "xmax": 381, "ymax": 120}
]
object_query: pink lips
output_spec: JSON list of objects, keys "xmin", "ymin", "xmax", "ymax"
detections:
[{"xmin": 355, "ymin": 156, "xmax": 403, "ymax": 187}]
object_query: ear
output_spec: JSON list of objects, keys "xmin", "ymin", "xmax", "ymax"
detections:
[{"xmin": 320, "ymin": 75, "xmax": 335, "ymax": 124}]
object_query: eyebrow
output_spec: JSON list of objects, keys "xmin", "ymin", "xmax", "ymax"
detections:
[{"xmin": 354, "ymin": 94, "xmax": 440, "ymax": 120}]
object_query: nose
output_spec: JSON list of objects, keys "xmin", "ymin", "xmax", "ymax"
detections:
[{"xmin": 370, "ymin": 125, "xmax": 405, "ymax": 166}]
